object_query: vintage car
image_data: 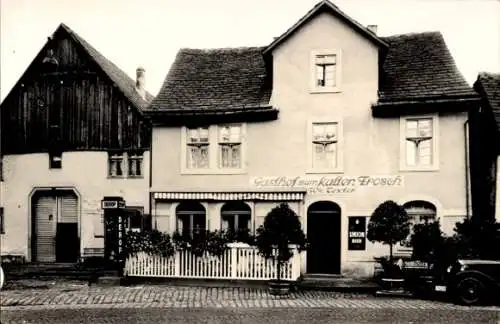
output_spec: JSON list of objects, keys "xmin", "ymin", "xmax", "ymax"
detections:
[{"xmin": 434, "ymin": 259, "xmax": 500, "ymax": 306}]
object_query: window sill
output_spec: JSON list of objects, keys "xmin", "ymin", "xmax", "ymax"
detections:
[
  {"xmin": 181, "ymin": 168, "xmax": 247, "ymax": 175},
  {"xmin": 310, "ymin": 87, "xmax": 342, "ymax": 94},
  {"xmin": 305, "ymin": 168, "xmax": 344, "ymax": 174},
  {"xmin": 399, "ymin": 165, "xmax": 439, "ymax": 172},
  {"xmin": 127, "ymin": 175, "xmax": 144, "ymax": 179},
  {"xmin": 107, "ymin": 176, "xmax": 126, "ymax": 179}
]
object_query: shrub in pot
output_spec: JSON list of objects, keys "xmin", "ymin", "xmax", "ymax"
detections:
[
  {"xmin": 255, "ymin": 203, "xmax": 307, "ymax": 296},
  {"xmin": 367, "ymin": 200, "xmax": 410, "ymax": 291}
]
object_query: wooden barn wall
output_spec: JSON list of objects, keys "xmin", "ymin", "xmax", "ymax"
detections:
[{"xmin": 0, "ymin": 33, "xmax": 151, "ymax": 155}]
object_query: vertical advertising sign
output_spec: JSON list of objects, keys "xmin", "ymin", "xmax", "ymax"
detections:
[{"xmin": 348, "ymin": 216, "xmax": 366, "ymax": 250}]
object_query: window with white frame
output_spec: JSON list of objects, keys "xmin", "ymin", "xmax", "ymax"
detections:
[
  {"xmin": 108, "ymin": 151, "xmax": 144, "ymax": 178},
  {"xmin": 186, "ymin": 127, "xmax": 210, "ymax": 169},
  {"xmin": 182, "ymin": 124, "xmax": 246, "ymax": 173},
  {"xmin": 315, "ymin": 54, "xmax": 337, "ymax": 87},
  {"xmin": 176, "ymin": 202, "xmax": 206, "ymax": 238},
  {"xmin": 221, "ymin": 201, "xmax": 251, "ymax": 233},
  {"xmin": 218, "ymin": 125, "xmax": 242, "ymax": 169},
  {"xmin": 404, "ymin": 118, "xmax": 434, "ymax": 167},
  {"xmin": 312, "ymin": 122, "xmax": 338, "ymax": 169}
]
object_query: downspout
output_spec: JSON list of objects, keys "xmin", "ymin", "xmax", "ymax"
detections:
[
  {"xmin": 148, "ymin": 121, "xmax": 155, "ymax": 230},
  {"xmin": 464, "ymin": 119, "xmax": 471, "ymax": 220}
]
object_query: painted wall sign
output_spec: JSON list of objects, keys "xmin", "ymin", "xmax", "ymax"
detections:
[
  {"xmin": 348, "ymin": 216, "xmax": 366, "ymax": 250},
  {"xmin": 251, "ymin": 175, "xmax": 403, "ymax": 194}
]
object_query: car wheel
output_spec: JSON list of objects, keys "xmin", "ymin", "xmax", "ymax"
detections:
[{"xmin": 455, "ymin": 277, "xmax": 485, "ymax": 306}]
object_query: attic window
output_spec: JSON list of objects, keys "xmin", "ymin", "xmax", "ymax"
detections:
[
  {"xmin": 42, "ymin": 48, "xmax": 59, "ymax": 73},
  {"xmin": 315, "ymin": 54, "xmax": 337, "ymax": 87},
  {"xmin": 310, "ymin": 50, "xmax": 342, "ymax": 93}
]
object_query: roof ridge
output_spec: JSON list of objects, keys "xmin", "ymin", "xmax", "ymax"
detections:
[
  {"xmin": 179, "ymin": 46, "xmax": 266, "ymax": 52},
  {"xmin": 478, "ymin": 71, "xmax": 500, "ymax": 78},
  {"xmin": 58, "ymin": 23, "xmax": 154, "ymax": 110},
  {"xmin": 382, "ymin": 30, "xmax": 442, "ymax": 39}
]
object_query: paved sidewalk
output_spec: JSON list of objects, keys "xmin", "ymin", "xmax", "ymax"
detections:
[{"xmin": 2, "ymin": 285, "xmax": 500, "ymax": 311}]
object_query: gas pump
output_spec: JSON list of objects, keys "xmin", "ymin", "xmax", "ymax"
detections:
[{"xmin": 101, "ymin": 196, "xmax": 128, "ymax": 275}]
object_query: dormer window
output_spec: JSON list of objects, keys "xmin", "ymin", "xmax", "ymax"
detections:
[{"xmin": 310, "ymin": 50, "xmax": 342, "ymax": 93}]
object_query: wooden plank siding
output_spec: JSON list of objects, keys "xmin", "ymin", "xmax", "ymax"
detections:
[{"xmin": 0, "ymin": 30, "xmax": 151, "ymax": 156}]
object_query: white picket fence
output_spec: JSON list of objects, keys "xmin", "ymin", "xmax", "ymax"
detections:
[{"xmin": 123, "ymin": 243, "xmax": 302, "ymax": 281}]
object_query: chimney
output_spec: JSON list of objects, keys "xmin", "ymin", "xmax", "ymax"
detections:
[
  {"xmin": 135, "ymin": 66, "xmax": 146, "ymax": 100},
  {"xmin": 367, "ymin": 25, "xmax": 378, "ymax": 35}
]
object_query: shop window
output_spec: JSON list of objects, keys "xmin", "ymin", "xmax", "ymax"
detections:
[
  {"xmin": 399, "ymin": 200, "xmax": 437, "ymax": 250},
  {"xmin": 176, "ymin": 202, "xmax": 206, "ymax": 237},
  {"xmin": 221, "ymin": 201, "xmax": 251, "ymax": 233},
  {"xmin": 124, "ymin": 207, "xmax": 145, "ymax": 232}
]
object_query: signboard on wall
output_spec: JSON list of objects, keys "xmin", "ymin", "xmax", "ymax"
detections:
[
  {"xmin": 348, "ymin": 216, "xmax": 366, "ymax": 251},
  {"xmin": 250, "ymin": 175, "xmax": 403, "ymax": 194}
]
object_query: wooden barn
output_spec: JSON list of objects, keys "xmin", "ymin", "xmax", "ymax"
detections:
[{"xmin": 0, "ymin": 23, "xmax": 153, "ymax": 263}]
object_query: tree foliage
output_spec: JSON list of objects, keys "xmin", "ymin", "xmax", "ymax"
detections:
[
  {"xmin": 367, "ymin": 200, "xmax": 410, "ymax": 262},
  {"xmin": 255, "ymin": 203, "xmax": 307, "ymax": 281}
]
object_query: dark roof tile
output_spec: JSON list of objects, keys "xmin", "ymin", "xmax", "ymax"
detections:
[
  {"xmin": 149, "ymin": 47, "xmax": 272, "ymax": 112},
  {"xmin": 475, "ymin": 72, "xmax": 500, "ymax": 129},
  {"xmin": 378, "ymin": 31, "xmax": 476, "ymax": 102}
]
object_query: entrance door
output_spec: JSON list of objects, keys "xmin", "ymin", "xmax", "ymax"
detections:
[
  {"xmin": 33, "ymin": 190, "xmax": 79, "ymax": 263},
  {"xmin": 307, "ymin": 201, "xmax": 341, "ymax": 274},
  {"xmin": 34, "ymin": 195, "xmax": 58, "ymax": 263}
]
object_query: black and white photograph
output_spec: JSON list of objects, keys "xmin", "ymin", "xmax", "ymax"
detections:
[{"xmin": 0, "ymin": 0, "xmax": 499, "ymax": 323}]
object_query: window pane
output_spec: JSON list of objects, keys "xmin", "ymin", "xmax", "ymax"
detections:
[
  {"xmin": 219, "ymin": 126, "xmax": 230, "ymax": 142},
  {"xmin": 418, "ymin": 119, "xmax": 432, "ymax": 137},
  {"xmin": 406, "ymin": 120, "xmax": 418, "ymax": 138},
  {"xmin": 220, "ymin": 145, "xmax": 230, "ymax": 168},
  {"xmin": 187, "ymin": 146, "xmax": 209, "ymax": 168},
  {"xmin": 406, "ymin": 140, "xmax": 417, "ymax": 166},
  {"xmin": 220, "ymin": 144, "xmax": 241, "ymax": 168},
  {"xmin": 188, "ymin": 127, "xmax": 209, "ymax": 143},
  {"xmin": 418, "ymin": 140, "xmax": 432, "ymax": 165},
  {"xmin": 316, "ymin": 54, "xmax": 336, "ymax": 65},
  {"xmin": 229, "ymin": 126, "xmax": 241, "ymax": 142},
  {"xmin": 313, "ymin": 123, "xmax": 337, "ymax": 142},
  {"xmin": 324, "ymin": 65, "xmax": 336, "ymax": 87},
  {"xmin": 188, "ymin": 129, "xmax": 199, "ymax": 143},
  {"xmin": 316, "ymin": 66, "xmax": 325, "ymax": 86},
  {"xmin": 231, "ymin": 145, "xmax": 241, "ymax": 168},
  {"xmin": 313, "ymin": 143, "xmax": 337, "ymax": 169}
]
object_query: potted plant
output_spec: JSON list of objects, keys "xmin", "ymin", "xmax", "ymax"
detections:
[
  {"xmin": 367, "ymin": 200, "xmax": 410, "ymax": 292},
  {"xmin": 255, "ymin": 203, "xmax": 307, "ymax": 296}
]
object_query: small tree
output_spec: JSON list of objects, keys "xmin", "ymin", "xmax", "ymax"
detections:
[
  {"xmin": 255, "ymin": 203, "xmax": 307, "ymax": 282},
  {"xmin": 367, "ymin": 200, "xmax": 411, "ymax": 264}
]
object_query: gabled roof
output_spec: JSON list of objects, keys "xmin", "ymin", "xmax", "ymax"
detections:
[
  {"xmin": 474, "ymin": 72, "xmax": 500, "ymax": 130},
  {"xmin": 263, "ymin": 0, "xmax": 388, "ymax": 54},
  {"xmin": 59, "ymin": 23, "xmax": 154, "ymax": 111},
  {"xmin": 148, "ymin": 47, "xmax": 274, "ymax": 115},
  {"xmin": 377, "ymin": 31, "xmax": 477, "ymax": 103},
  {"xmin": 1, "ymin": 23, "xmax": 153, "ymax": 112}
]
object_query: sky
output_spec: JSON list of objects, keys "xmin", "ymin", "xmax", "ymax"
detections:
[{"xmin": 1, "ymin": 0, "xmax": 499, "ymax": 101}]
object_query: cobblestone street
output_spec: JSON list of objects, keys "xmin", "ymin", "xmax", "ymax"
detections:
[{"xmin": 1, "ymin": 284, "xmax": 499, "ymax": 311}]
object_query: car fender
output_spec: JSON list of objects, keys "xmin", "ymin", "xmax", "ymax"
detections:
[{"xmin": 451, "ymin": 270, "xmax": 497, "ymax": 292}]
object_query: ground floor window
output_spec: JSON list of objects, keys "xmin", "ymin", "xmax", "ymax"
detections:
[
  {"xmin": 124, "ymin": 207, "xmax": 151, "ymax": 232},
  {"xmin": 176, "ymin": 202, "xmax": 206, "ymax": 237},
  {"xmin": 221, "ymin": 201, "xmax": 251, "ymax": 233},
  {"xmin": 400, "ymin": 200, "xmax": 437, "ymax": 249}
]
